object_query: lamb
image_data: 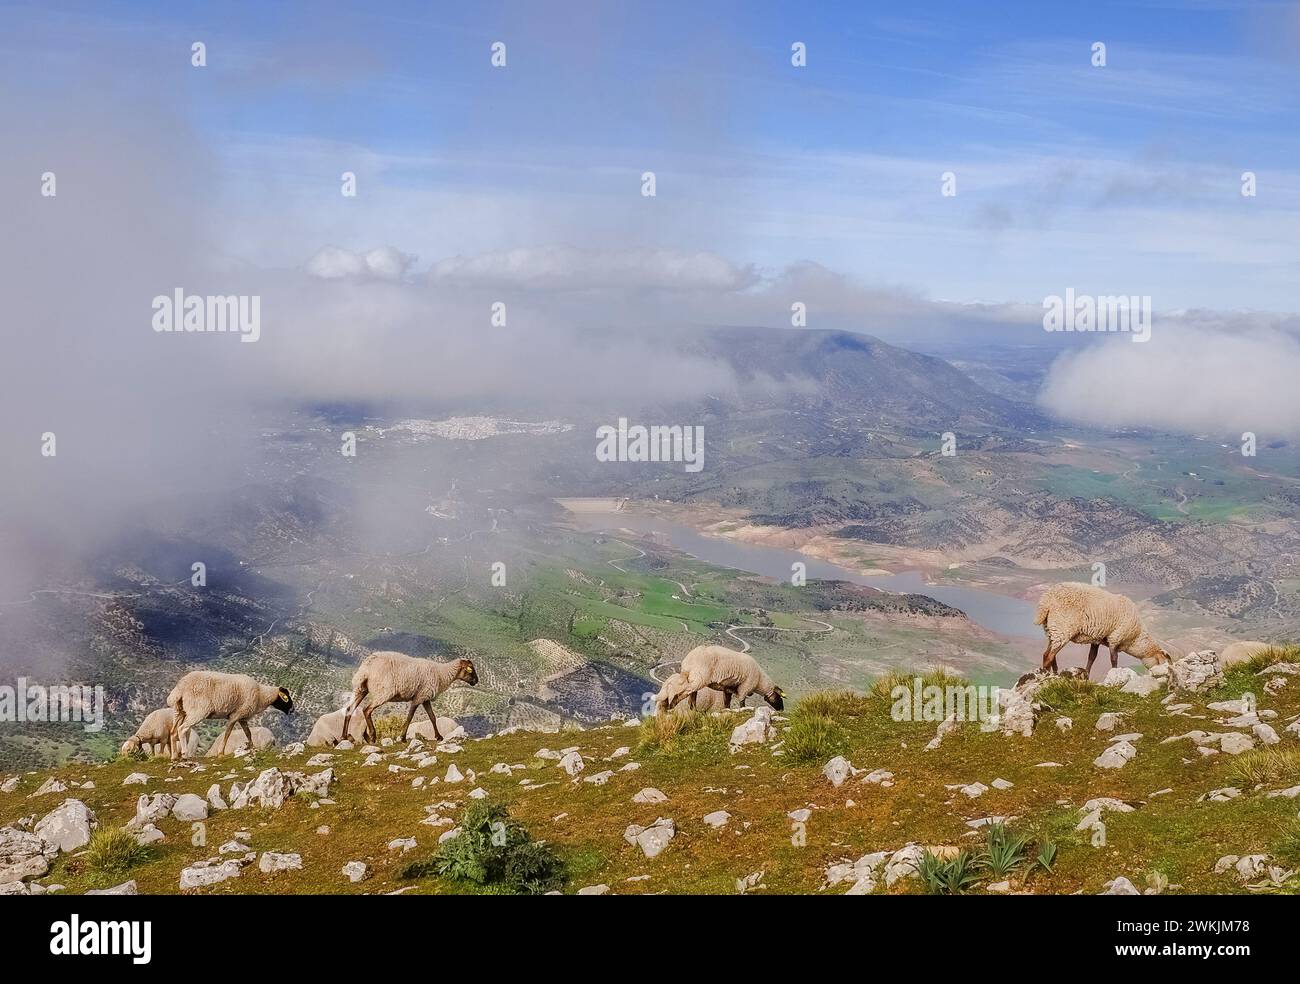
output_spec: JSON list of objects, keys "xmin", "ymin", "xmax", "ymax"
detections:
[
  {"xmin": 120, "ymin": 708, "xmax": 196, "ymax": 758},
  {"xmin": 167, "ymin": 671, "xmax": 294, "ymax": 760},
  {"xmin": 654, "ymin": 672, "xmax": 726, "ymax": 715},
  {"xmin": 1033, "ymin": 582, "xmax": 1175, "ymax": 676},
  {"xmin": 205, "ymin": 724, "xmax": 275, "ymax": 757},
  {"xmin": 341, "ymin": 651, "xmax": 478, "ymax": 744},
  {"xmin": 663, "ymin": 645, "xmax": 785, "ymax": 712}
]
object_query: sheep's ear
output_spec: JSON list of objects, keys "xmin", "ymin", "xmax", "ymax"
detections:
[{"xmin": 278, "ymin": 687, "xmax": 291, "ymax": 699}]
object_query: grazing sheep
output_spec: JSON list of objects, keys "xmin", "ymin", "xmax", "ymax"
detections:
[
  {"xmin": 654, "ymin": 672, "xmax": 725, "ymax": 715},
  {"xmin": 205, "ymin": 724, "xmax": 275, "ymax": 757},
  {"xmin": 167, "ymin": 671, "xmax": 293, "ymax": 760},
  {"xmin": 407, "ymin": 715, "xmax": 464, "ymax": 742},
  {"xmin": 663, "ymin": 645, "xmax": 785, "ymax": 712},
  {"xmin": 120, "ymin": 708, "xmax": 197, "ymax": 758},
  {"xmin": 1033, "ymin": 582, "xmax": 1175, "ymax": 675},
  {"xmin": 306, "ymin": 707, "xmax": 370, "ymax": 747},
  {"xmin": 341, "ymin": 652, "xmax": 478, "ymax": 743},
  {"xmin": 1220, "ymin": 640, "xmax": 1278, "ymax": 668}
]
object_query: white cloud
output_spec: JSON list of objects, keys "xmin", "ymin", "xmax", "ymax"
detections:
[
  {"xmin": 305, "ymin": 245, "xmax": 415, "ymax": 281},
  {"xmin": 1038, "ymin": 322, "xmax": 1300, "ymax": 438},
  {"xmin": 425, "ymin": 245, "xmax": 756, "ymax": 291}
]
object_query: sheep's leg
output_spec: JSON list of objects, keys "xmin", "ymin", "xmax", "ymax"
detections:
[
  {"xmin": 688, "ymin": 690, "xmax": 697, "ymax": 710},
  {"xmin": 170, "ymin": 708, "xmax": 188, "ymax": 760},
  {"xmin": 1085, "ymin": 643, "xmax": 1100, "ymax": 677},
  {"xmin": 422, "ymin": 701, "xmax": 442, "ymax": 742},
  {"xmin": 1040, "ymin": 639, "xmax": 1066, "ymax": 674},
  {"xmin": 238, "ymin": 719, "xmax": 254, "ymax": 753},
  {"xmin": 398, "ymin": 702, "xmax": 419, "ymax": 742},
  {"xmin": 361, "ymin": 702, "xmax": 379, "ymax": 744},
  {"xmin": 722, "ymin": 690, "xmax": 733, "ymax": 709},
  {"xmin": 216, "ymin": 718, "xmax": 237, "ymax": 757},
  {"xmin": 1109, "ymin": 645, "xmax": 1120, "ymax": 670},
  {"xmin": 340, "ymin": 684, "xmax": 368, "ymax": 742}
]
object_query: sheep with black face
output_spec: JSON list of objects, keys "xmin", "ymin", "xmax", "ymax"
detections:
[
  {"xmin": 166, "ymin": 671, "xmax": 293, "ymax": 760},
  {"xmin": 341, "ymin": 651, "xmax": 478, "ymax": 744}
]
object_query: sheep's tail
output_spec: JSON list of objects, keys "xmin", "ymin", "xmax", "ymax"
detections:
[
  {"xmin": 166, "ymin": 682, "xmax": 184, "ymax": 711},
  {"xmin": 1033, "ymin": 598, "xmax": 1050, "ymax": 626}
]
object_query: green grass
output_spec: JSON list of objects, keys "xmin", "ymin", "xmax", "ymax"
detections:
[
  {"xmin": 1033, "ymin": 675, "xmax": 1132, "ymax": 713},
  {"xmin": 636, "ymin": 708, "xmax": 734, "ymax": 758},
  {"xmin": 1209, "ymin": 646, "xmax": 1300, "ymax": 701},
  {"xmin": 1229, "ymin": 748, "xmax": 1300, "ymax": 787},
  {"xmin": 796, "ymin": 690, "xmax": 872, "ymax": 719},
  {"xmin": 84, "ymin": 828, "xmax": 154, "ymax": 876},
  {"xmin": 781, "ymin": 713, "xmax": 847, "ymax": 765}
]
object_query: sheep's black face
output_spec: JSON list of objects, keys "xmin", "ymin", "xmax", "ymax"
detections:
[
  {"xmin": 273, "ymin": 687, "xmax": 294, "ymax": 714},
  {"xmin": 460, "ymin": 660, "xmax": 479, "ymax": 686},
  {"xmin": 767, "ymin": 687, "xmax": 786, "ymax": 711}
]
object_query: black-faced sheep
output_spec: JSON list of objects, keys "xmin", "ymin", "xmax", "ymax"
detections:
[
  {"xmin": 167, "ymin": 671, "xmax": 293, "ymax": 759},
  {"xmin": 341, "ymin": 651, "xmax": 478, "ymax": 743}
]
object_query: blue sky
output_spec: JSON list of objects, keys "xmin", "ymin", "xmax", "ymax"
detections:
[{"xmin": 5, "ymin": 0, "xmax": 1300, "ymax": 310}]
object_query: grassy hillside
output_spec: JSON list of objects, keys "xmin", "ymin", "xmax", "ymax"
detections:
[{"xmin": 4, "ymin": 651, "xmax": 1299, "ymax": 896}]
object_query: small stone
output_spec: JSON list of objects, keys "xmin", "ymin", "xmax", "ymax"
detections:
[
  {"xmin": 388, "ymin": 837, "xmax": 417, "ymax": 853},
  {"xmin": 342, "ymin": 861, "xmax": 371, "ymax": 883},
  {"xmin": 171, "ymin": 793, "xmax": 209, "ymax": 822},
  {"xmin": 1219, "ymin": 733, "xmax": 1255, "ymax": 755},
  {"xmin": 702, "ymin": 810, "xmax": 731, "ymax": 829},
  {"xmin": 1095, "ymin": 712, "xmax": 1123, "ymax": 732},
  {"xmin": 1093, "ymin": 741, "xmax": 1137, "ymax": 770},
  {"xmin": 34, "ymin": 799, "xmax": 97, "ymax": 853},
  {"xmin": 258, "ymin": 852, "xmax": 302, "ymax": 874},
  {"xmin": 1253, "ymin": 723, "xmax": 1280, "ymax": 746},
  {"xmin": 1101, "ymin": 876, "xmax": 1140, "ymax": 895},
  {"xmin": 180, "ymin": 860, "xmax": 243, "ymax": 889},
  {"xmin": 134, "ymin": 824, "xmax": 165, "ymax": 846},
  {"xmin": 633, "ymin": 788, "xmax": 668, "ymax": 804}
]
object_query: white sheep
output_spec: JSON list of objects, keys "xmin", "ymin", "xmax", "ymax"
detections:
[
  {"xmin": 1033, "ymin": 582, "xmax": 1175, "ymax": 675},
  {"xmin": 306, "ymin": 707, "xmax": 369, "ymax": 747},
  {"xmin": 308, "ymin": 705, "xmax": 464, "ymax": 746},
  {"xmin": 341, "ymin": 651, "xmax": 478, "ymax": 743},
  {"xmin": 1220, "ymin": 640, "xmax": 1280, "ymax": 668},
  {"xmin": 120, "ymin": 708, "xmax": 196, "ymax": 758},
  {"xmin": 654, "ymin": 672, "xmax": 726, "ymax": 715},
  {"xmin": 663, "ymin": 645, "xmax": 785, "ymax": 712},
  {"xmin": 167, "ymin": 671, "xmax": 294, "ymax": 760},
  {"xmin": 205, "ymin": 724, "xmax": 275, "ymax": 757}
]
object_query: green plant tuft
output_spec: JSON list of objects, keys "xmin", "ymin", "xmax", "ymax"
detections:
[
  {"xmin": 401, "ymin": 801, "xmax": 565, "ymax": 895},
  {"xmin": 918, "ymin": 849, "xmax": 981, "ymax": 895},
  {"xmin": 85, "ymin": 828, "xmax": 153, "ymax": 874},
  {"xmin": 781, "ymin": 712, "xmax": 847, "ymax": 764}
]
